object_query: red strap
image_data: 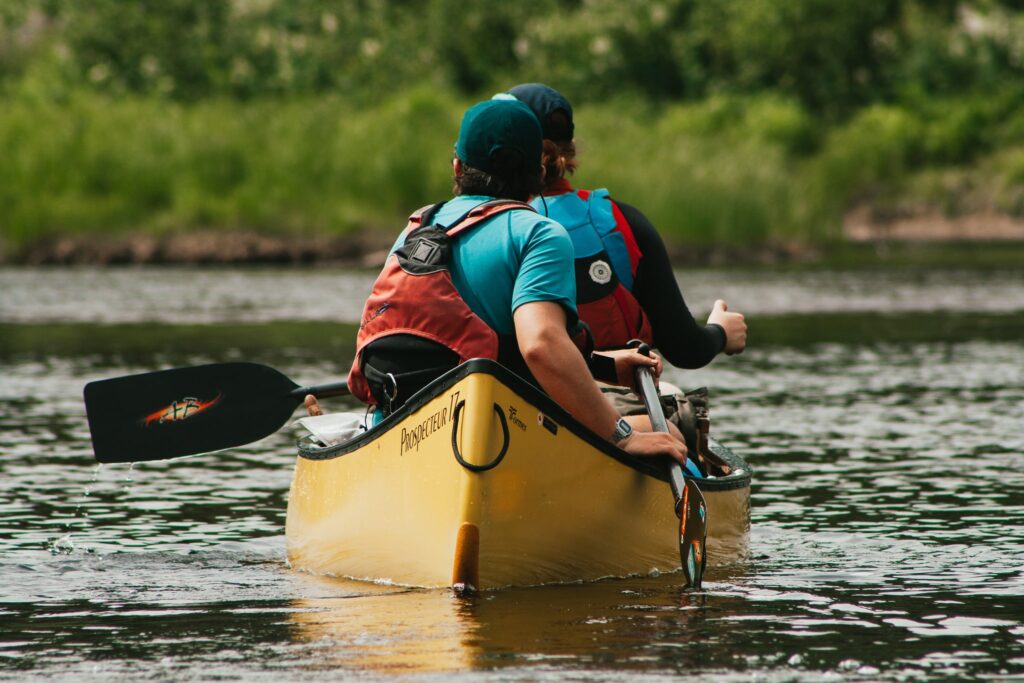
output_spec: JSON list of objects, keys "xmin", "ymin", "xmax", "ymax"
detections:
[
  {"xmin": 446, "ymin": 200, "xmax": 533, "ymax": 238},
  {"xmin": 610, "ymin": 199, "xmax": 642, "ymax": 274}
]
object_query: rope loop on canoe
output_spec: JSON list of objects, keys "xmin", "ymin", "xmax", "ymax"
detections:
[{"xmin": 451, "ymin": 401, "xmax": 509, "ymax": 472}]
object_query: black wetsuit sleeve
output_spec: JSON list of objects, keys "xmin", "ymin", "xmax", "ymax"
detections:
[{"xmin": 615, "ymin": 201, "xmax": 726, "ymax": 369}]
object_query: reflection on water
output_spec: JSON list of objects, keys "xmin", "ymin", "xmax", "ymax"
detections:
[
  {"xmin": 1, "ymin": 266, "xmax": 1023, "ymax": 681},
  {"xmin": 2, "ymin": 265, "xmax": 1023, "ymax": 324},
  {"xmin": 290, "ymin": 581, "xmax": 477, "ymax": 674},
  {"xmin": 0, "ymin": 267, "xmax": 377, "ymax": 325}
]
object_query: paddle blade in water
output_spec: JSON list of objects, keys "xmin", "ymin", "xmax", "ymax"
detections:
[
  {"xmin": 630, "ymin": 341, "xmax": 711, "ymax": 590},
  {"xmin": 84, "ymin": 362, "xmax": 301, "ymax": 463},
  {"xmin": 678, "ymin": 479, "xmax": 708, "ymax": 589}
]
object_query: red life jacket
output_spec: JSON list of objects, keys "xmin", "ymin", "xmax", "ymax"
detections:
[
  {"xmin": 347, "ymin": 199, "xmax": 536, "ymax": 406},
  {"xmin": 533, "ymin": 185, "xmax": 653, "ymax": 349}
]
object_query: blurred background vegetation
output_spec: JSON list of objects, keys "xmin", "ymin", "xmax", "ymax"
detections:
[{"xmin": 2, "ymin": 0, "xmax": 1024, "ymax": 258}]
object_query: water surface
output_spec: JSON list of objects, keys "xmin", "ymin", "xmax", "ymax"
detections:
[
  {"xmin": 3, "ymin": 266, "xmax": 1022, "ymax": 324},
  {"xmin": 1, "ymin": 266, "xmax": 1022, "ymax": 681}
]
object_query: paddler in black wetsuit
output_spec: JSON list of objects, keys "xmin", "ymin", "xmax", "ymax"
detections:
[
  {"xmin": 502, "ymin": 84, "xmax": 749, "ymax": 476},
  {"xmin": 502, "ymin": 83, "xmax": 748, "ymax": 363}
]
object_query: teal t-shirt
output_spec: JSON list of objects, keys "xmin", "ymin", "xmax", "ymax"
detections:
[{"xmin": 391, "ymin": 195, "xmax": 578, "ymax": 335}]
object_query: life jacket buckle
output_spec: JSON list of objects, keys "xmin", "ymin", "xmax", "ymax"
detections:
[{"xmin": 383, "ymin": 373, "xmax": 399, "ymax": 415}]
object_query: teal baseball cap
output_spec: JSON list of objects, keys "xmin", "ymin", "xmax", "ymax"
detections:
[{"xmin": 455, "ymin": 99, "xmax": 542, "ymax": 174}]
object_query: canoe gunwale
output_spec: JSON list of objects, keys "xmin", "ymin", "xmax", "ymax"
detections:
[{"xmin": 297, "ymin": 359, "xmax": 751, "ymax": 494}]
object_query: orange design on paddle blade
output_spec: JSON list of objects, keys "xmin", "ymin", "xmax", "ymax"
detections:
[
  {"xmin": 142, "ymin": 394, "xmax": 222, "ymax": 426},
  {"xmin": 679, "ymin": 485, "xmax": 690, "ymax": 537}
]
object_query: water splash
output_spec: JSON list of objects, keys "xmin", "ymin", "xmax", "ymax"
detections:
[
  {"xmin": 121, "ymin": 461, "xmax": 135, "ymax": 493},
  {"xmin": 55, "ymin": 462, "xmax": 107, "ymax": 553},
  {"xmin": 48, "ymin": 534, "xmax": 74, "ymax": 555}
]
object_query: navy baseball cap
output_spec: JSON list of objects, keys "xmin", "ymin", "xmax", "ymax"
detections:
[
  {"xmin": 504, "ymin": 83, "xmax": 575, "ymax": 142},
  {"xmin": 455, "ymin": 99, "xmax": 542, "ymax": 173}
]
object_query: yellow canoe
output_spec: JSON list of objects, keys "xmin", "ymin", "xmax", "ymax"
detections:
[{"xmin": 286, "ymin": 360, "xmax": 751, "ymax": 590}]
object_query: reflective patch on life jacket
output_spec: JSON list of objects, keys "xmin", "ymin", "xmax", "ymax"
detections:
[
  {"xmin": 588, "ymin": 259, "xmax": 613, "ymax": 285},
  {"xmin": 575, "ymin": 253, "xmax": 618, "ymax": 304}
]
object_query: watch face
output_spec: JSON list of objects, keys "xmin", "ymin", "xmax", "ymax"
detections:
[{"xmin": 614, "ymin": 418, "xmax": 632, "ymax": 442}]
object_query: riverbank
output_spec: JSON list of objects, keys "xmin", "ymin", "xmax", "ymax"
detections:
[
  {"xmin": 7, "ymin": 218, "xmax": 1024, "ymax": 269},
  {"xmin": 4, "ymin": 230, "xmax": 395, "ymax": 267},
  {"xmin": 4, "ymin": 229, "xmax": 817, "ymax": 268}
]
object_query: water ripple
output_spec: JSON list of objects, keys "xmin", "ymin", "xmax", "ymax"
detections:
[
  {"xmin": 1, "ymin": 275, "xmax": 1023, "ymax": 681},
  {"xmin": 2, "ymin": 266, "xmax": 1022, "ymax": 324}
]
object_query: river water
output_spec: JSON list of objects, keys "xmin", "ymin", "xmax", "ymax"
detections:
[{"xmin": 1, "ymin": 266, "xmax": 1022, "ymax": 681}]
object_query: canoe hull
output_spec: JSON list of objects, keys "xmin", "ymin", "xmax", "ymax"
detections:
[{"xmin": 286, "ymin": 361, "xmax": 750, "ymax": 590}]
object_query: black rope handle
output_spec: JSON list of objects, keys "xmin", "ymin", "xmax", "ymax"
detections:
[{"xmin": 450, "ymin": 401, "xmax": 510, "ymax": 472}]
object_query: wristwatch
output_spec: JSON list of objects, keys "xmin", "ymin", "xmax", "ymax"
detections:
[{"xmin": 611, "ymin": 417, "xmax": 633, "ymax": 444}]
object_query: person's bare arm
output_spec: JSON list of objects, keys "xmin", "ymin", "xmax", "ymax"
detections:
[{"xmin": 513, "ymin": 301, "xmax": 687, "ymax": 464}]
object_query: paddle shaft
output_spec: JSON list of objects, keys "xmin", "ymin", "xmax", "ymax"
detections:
[
  {"xmin": 634, "ymin": 365, "xmax": 688, "ymax": 515},
  {"xmin": 629, "ymin": 341, "xmax": 708, "ymax": 589},
  {"xmin": 290, "ymin": 381, "xmax": 349, "ymax": 400}
]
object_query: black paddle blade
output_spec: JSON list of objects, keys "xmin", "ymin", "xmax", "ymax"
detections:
[
  {"xmin": 85, "ymin": 362, "xmax": 301, "ymax": 464},
  {"xmin": 679, "ymin": 479, "xmax": 709, "ymax": 589}
]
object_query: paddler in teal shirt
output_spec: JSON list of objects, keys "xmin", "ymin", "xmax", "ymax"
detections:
[{"xmin": 308, "ymin": 98, "xmax": 691, "ymax": 467}]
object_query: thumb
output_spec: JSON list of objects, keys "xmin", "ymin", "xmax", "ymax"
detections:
[
  {"xmin": 304, "ymin": 394, "xmax": 323, "ymax": 417},
  {"xmin": 714, "ymin": 299, "xmax": 728, "ymax": 312}
]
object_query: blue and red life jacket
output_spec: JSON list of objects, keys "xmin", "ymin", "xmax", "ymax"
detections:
[{"xmin": 532, "ymin": 185, "xmax": 653, "ymax": 349}]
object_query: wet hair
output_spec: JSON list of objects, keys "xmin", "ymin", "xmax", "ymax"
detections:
[
  {"xmin": 540, "ymin": 111, "xmax": 578, "ymax": 191},
  {"xmin": 453, "ymin": 148, "xmax": 543, "ymax": 201}
]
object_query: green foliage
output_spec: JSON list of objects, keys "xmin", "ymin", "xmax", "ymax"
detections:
[
  {"xmin": 518, "ymin": 0, "xmax": 696, "ymax": 101},
  {"xmin": 655, "ymin": 94, "xmax": 819, "ymax": 157},
  {"xmin": 0, "ymin": 88, "xmax": 459, "ymax": 244},
  {"xmin": 800, "ymin": 105, "xmax": 924, "ymax": 234},
  {"xmin": 0, "ymin": 1, "xmax": 59, "ymax": 85},
  {"xmin": 687, "ymin": 0, "xmax": 902, "ymax": 115},
  {"xmin": 558, "ymin": 99, "xmax": 801, "ymax": 244},
  {"xmin": 61, "ymin": 0, "xmax": 231, "ymax": 99},
  {"xmin": 893, "ymin": 1, "xmax": 1024, "ymax": 99},
  {"xmin": 986, "ymin": 147, "xmax": 1024, "ymax": 215},
  {"xmin": 423, "ymin": 0, "xmax": 558, "ymax": 93},
  {"xmin": 5, "ymin": 0, "xmax": 1024, "ymax": 112},
  {"xmin": 5, "ymin": 0, "xmax": 1024, "ymax": 251},
  {"xmin": 51, "ymin": 0, "xmax": 436, "ymax": 100},
  {"xmin": 0, "ymin": 88, "xmax": 810, "ymax": 247}
]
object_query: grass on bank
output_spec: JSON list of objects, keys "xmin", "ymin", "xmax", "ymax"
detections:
[
  {"xmin": 4, "ymin": 86, "xmax": 1024, "ymax": 256},
  {"xmin": 0, "ymin": 87, "xmax": 458, "ymax": 247}
]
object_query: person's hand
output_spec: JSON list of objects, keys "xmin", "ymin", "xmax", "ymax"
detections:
[
  {"xmin": 593, "ymin": 348, "xmax": 662, "ymax": 387},
  {"xmin": 304, "ymin": 394, "xmax": 323, "ymax": 416},
  {"xmin": 617, "ymin": 430, "xmax": 688, "ymax": 466},
  {"xmin": 707, "ymin": 299, "xmax": 747, "ymax": 355}
]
